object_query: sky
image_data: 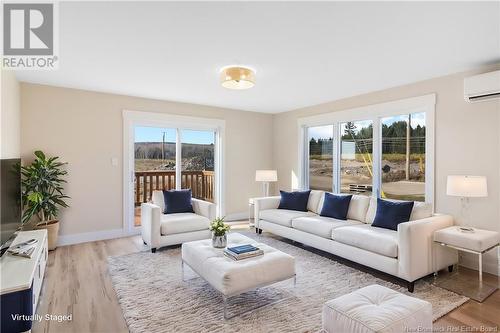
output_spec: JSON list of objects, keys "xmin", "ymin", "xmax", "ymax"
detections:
[
  {"xmin": 308, "ymin": 112, "xmax": 426, "ymax": 139},
  {"xmin": 135, "ymin": 126, "xmax": 215, "ymax": 144}
]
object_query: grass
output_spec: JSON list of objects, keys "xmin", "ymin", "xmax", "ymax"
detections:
[{"xmin": 135, "ymin": 159, "xmax": 175, "ymax": 172}]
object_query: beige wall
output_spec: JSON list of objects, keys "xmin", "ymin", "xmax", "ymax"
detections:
[
  {"xmin": 21, "ymin": 83, "xmax": 273, "ymax": 237},
  {"xmin": 273, "ymin": 64, "xmax": 500, "ymax": 274},
  {"xmin": 1, "ymin": 70, "xmax": 21, "ymax": 158}
]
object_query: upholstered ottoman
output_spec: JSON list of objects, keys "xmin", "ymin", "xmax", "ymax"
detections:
[
  {"xmin": 322, "ymin": 285, "xmax": 432, "ymax": 333},
  {"xmin": 181, "ymin": 233, "xmax": 296, "ymax": 318}
]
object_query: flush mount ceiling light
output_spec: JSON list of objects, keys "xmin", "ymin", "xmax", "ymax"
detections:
[{"xmin": 220, "ymin": 66, "xmax": 255, "ymax": 90}]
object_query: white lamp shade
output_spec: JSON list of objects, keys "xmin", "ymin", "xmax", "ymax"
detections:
[
  {"xmin": 446, "ymin": 175, "xmax": 488, "ymax": 197},
  {"xmin": 255, "ymin": 170, "xmax": 278, "ymax": 182}
]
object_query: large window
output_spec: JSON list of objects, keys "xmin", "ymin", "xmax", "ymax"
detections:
[
  {"xmin": 381, "ymin": 113, "xmax": 425, "ymax": 201},
  {"xmin": 340, "ymin": 120, "xmax": 373, "ymax": 196},
  {"xmin": 300, "ymin": 95, "xmax": 434, "ymax": 204},
  {"xmin": 307, "ymin": 125, "xmax": 333, "ymax": 191}
]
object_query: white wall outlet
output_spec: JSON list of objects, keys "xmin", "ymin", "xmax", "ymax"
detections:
[{"xmin": 111, "ymin": 157, "xmax": 118, "ymax": 166}]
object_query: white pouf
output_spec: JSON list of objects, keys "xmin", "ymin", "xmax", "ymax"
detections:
[{"xmin": 322, "ymin": 285, "xmax": 432, "ymax": 333}]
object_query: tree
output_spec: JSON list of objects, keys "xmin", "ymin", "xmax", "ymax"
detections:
[{"xmin": 344, "ymin": 122, "xmax": 356, "ymax": 138}]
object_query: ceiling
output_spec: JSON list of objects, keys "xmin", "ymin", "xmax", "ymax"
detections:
[{"xmin": 15, "ymin": 1, "xmax": 500, "ymax": 113}]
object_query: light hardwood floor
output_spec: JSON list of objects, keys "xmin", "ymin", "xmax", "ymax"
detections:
[{"xmin": 33, "ymin": 232, "xmax": 499, "ymax": 333}]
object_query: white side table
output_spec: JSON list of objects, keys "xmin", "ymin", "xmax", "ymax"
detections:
[
  {"xmin": 433, "ymin": 226, "xmax": 499, "ymax": 302},
  {"xmin": 434, "ymin": 226, "xmax": 499, "ymax": 283}
]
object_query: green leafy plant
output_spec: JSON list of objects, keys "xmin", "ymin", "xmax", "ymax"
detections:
[
  {"xmin": 21, "ymin": 151, "xmax": 70, "ymax": 225},
  {"xmin": 209, "ymin": 217, "xmax": 230, "ymax": 236}
]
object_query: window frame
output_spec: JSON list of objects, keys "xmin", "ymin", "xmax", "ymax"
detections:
[{"xmin": 298, "ymin": 94, "xmax": 435, "ymax": 209}]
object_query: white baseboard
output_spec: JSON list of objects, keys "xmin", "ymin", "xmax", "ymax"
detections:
[{"xmin": 57, "ymin": 228, "xmax": 131, "ymax": 246}]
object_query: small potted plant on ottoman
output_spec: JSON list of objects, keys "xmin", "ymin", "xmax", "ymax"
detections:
[{"xmin": 210, "ymin": 217, "xmax": 230, "ymax": 248}]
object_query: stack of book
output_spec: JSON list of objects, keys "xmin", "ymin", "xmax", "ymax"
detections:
[{"xmin": 224, "ymin": 244, "xmax": 264, "ymax": 261}]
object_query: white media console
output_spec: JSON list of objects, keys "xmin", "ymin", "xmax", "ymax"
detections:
[{"xmin": 0, "ymin": 230, "xmax": 48, "ymax": 332}]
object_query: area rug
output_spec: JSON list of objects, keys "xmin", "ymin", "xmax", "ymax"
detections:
[{"xmin": 107, "ymin": 232, "xmax": 468, "ymax": 333}]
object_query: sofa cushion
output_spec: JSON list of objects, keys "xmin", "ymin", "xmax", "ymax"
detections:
[
  {"xmin": 320, "ymin": 193, "xmax": 352, "ymax": 220},
  {"xmin": 260, "ymin": 209, "xmax": 315, "ymax": 227},
  {"xmin": 331, "ymin": 224, "xmax": 399, "ymax": 258},
  {"xmin": 372, "ymin": 198, "xmax": 414, "ymax": 231},
  {"xmin": 278, "ymin": 190, "xmax": 311, "ymax": 212},
  {"xmin": 318, "ymin": 194, "xmax": 370, "ymax": 222},
  {"xmin": 365, "ymin": 197, "xmax": 433, "ymax": 224},
  {"xmin": 308, "ymin": 190, "xmax": 325, "ymax": 214},
  {"xmin": 160, "ymin": 213, "xmax": 210, "ymax": 236},
  {"xmin": 292, "ymin": 216, "xmax": 363, "ymax": 239},
  {"xmin": 163, "ymin": 189, "xmax": 194, "ymax": 214}
]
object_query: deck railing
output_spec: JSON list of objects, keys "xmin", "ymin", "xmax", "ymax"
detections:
[{"xmin": 135, "ymin": 170, "xmax": 215, "ymax": 205}]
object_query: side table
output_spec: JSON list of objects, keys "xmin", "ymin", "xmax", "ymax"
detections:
[{"xmin": 433, "ymin": 226, "xmax": 499, "ymax": 302}]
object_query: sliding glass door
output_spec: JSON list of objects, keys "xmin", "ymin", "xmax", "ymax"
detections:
[
  {"xmin": 125, "ymin": 110, "xmax": 223, "ymax": 232},
  {"xmin": 181, "ymin": 129, "xmax": 216, "ymax": 202},
  {"xmin": 134, "ymin": 127, "xmax": 176, "ymax": 227}
]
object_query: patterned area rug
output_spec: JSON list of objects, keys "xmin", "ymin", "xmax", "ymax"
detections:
[{"xmin": 107, "ymin": 232, "xmax": 468, "ymax": 333}]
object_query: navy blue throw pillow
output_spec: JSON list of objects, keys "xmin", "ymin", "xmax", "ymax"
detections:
[
  {"xmin": 162, "ymin": 189, "xmax": 194, "ymax": 214},
  {"xmin": 372, "ymin": 198, "xmax": 414, "ymax": 231},
  {"xmin": 278, "ymin": 190, "xmax": 311, "ymax": 212},
  {"xmin": 320, "ymin": 193, "xmax": 352, "ymax": 220}
]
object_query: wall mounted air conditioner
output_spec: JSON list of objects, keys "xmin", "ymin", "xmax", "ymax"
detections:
[{"xmin": 464, "ymin": 70, "xmax": 500, "ymax": 103}]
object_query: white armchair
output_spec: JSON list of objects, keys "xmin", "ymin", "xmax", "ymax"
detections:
[{"xmin": 141, "ymin": 190, "xmax": 215, "ymax": 252}]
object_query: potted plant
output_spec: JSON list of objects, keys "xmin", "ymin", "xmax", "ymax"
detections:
[
  {"xmin": 21, "ymin": 151, "xmax": 69, "ymax": 250},
  {"xmin": 209, "ymin": 217, "xmax": 230, "ymax": 248}
]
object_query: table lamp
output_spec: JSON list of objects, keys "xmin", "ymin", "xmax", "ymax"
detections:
[
  {"xmin": 255, "ymin": 170, "xmax": 278, "ymax": 197},
  {"xmin": 446, "ymin": 175, "xmax": 488, "ymax": 232}
]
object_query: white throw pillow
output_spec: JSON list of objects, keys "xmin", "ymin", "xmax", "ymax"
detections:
[
  {"xmin": 152, "ymin": 190, "xmax": 165, "ymax": 212},
  {"xmin": 308, "ymin": 190, "xmax": 325, "ymax": 214}
]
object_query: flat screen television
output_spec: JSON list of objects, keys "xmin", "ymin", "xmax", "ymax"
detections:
[{"xmin": 0, "ymin": 158, "xmax": 22, "ymax": 254}]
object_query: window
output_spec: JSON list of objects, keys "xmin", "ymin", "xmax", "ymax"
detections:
[
  {"xmin": 340, "ymin": 120, "xmax": 373, "ymax": 196},
  {"xmin": 300, "ymin": 94, "xmax": 435, "ymax": 204},
  {"xmin": 307, "ymin": 125, "xmax": 333, "ymax": 191},
  {"xmin": 381, "ymin": 113, "xmax": 425, "ymax": 201}
]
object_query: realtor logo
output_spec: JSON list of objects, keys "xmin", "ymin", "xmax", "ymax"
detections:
[{"xmin": 2, "ymin": 2, "xmax": 58, "ymax": 69}]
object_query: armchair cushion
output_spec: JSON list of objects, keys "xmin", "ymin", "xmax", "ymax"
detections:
[
  {"xmin": 160, "ymin": 213, "xmax": 210, "ymax": 236},
  {"xmin": 162, "ymin": 189, "xmax": 194, "ymax": 214}
]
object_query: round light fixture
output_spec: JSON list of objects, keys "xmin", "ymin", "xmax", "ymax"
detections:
[{"xmin": 220, "ymin": 66, "xmax": 255, "ymax": 90}]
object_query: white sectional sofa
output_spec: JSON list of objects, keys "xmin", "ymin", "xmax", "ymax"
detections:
[
  {"xmin": 254, "ymin": 190, "xmax": 458, "ymax": 291},
  {"xmin": 141, "ymin": 190, "xmax": 215, "ymax": 252}
]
